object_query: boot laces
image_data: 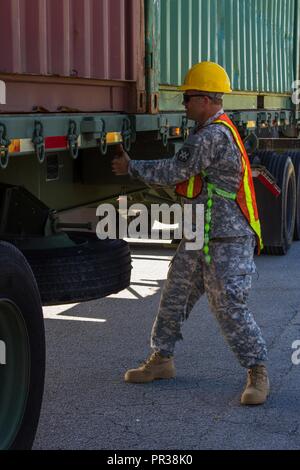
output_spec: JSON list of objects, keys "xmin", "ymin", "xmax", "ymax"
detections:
[
  {"xmin": 142, "ymin": 352, "xmax": 162, "ymax": 369},
  {"xmin": 248, "ymin": 367, "xmax": 267, "ymax": 387}
]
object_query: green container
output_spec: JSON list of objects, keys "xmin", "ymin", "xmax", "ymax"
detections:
[{"xmin": 146, "ymin": 0, "xmax": 300, "ymax": 111}]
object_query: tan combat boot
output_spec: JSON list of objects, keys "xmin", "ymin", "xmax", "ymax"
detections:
[
  {"xmin": 124, "ymin": 352, "xmax": 176, "ymax": 383},
  {"xmin": 241, "ymin": 365, "xmax": 270, "ymax": 405}
]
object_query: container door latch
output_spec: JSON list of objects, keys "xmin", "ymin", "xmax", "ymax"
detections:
[
  {"xmin": 67, "ymin": 120, "xmax": 79, "ymax": 160},
  {"xmin": 122, "ymin": 118, "xmax": 132, "ymax": 152},
  {"xmin": 32, "ymin": 120, "xmax": 45, "ymax": 164},
  {"xmin": 0, "ymin": 123, "xmax": 11, "ymax": 169},
  {"xmin": 98, "ymin": 119, "xmax": 108, "ymax": 156}
]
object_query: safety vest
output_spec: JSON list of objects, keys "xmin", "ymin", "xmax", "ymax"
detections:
[{"xmin": 175, "ymin": 113, "xmax": 263, "ymax": 253}]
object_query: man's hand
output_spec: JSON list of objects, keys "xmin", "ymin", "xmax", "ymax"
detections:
[{"xmin": 112, "ymin": 144, "xmax": 131, "ymax": 175}]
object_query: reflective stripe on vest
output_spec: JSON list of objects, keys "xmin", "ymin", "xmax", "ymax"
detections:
[
  {"xmin": 187, "ymin": 176, "xmax": 195, "ymax": 198},
  {"xmin": 176, "ymin": 173, "xmax": 202, "ymax": 198},
  {"xmin": 213, "ymin": 115, "xmax": 263, "ymax": 252}
]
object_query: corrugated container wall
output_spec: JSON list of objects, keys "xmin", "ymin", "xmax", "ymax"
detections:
[
  {"xmin": 159, "ymin": 0, "xmax": 297, "ymax": 94},
  {"xmin": 0, "ymin": 0, "xmax": 145, "ymax": 113}
]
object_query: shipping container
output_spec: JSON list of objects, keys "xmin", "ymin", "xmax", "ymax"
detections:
[
  {"xmin": 160, "ymin": 0, "xmax": 297, "ymax": 92},
  {"xmin": 1, "ymin": 0, "xmax": 299, "ymax": 114},
  {"xmin": 155, "ymin": 0, "xmax": 300, "ymax": 111},
  {"xmin": 1, "ymin": 0, "xmax": 300, "ymax": 450},
  {"xmin": 0, "ymin": 0, "xmax": 146, "ymax": 113}
]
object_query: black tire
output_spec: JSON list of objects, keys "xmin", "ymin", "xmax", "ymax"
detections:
[
  {"xmin": 0, "ymin": 242, "xmax": 45, "ymax": 449},
  {"xmin": 283, "ymin": 151, "xmax": 300, "ymax": 241},
  {"xmin": 21, "ymin": 233, "xmax": 132, "ymax": 306},
  {"xmin": 259, "ymin": 152, "xmax": 296, "ymax": 254}
]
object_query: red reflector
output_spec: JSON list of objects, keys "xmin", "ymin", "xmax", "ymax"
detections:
[
  {"xmin": 258, "ymin": 174, "xmax": 281, "ymax": 197},
  {"xmin": 45, "ymin": 136, "xmax": 67, "ymax": 150}
]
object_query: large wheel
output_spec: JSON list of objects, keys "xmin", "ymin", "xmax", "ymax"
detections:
[
  {"xmin": 258, "ymin": 152, "xmax": 296, "ymax": 254},
  {"xmin": 0, "ymin": 242, "xmax": 45, "ymax": 449},
  {"xmin": 21, "ymin": 232, "xmax": 132, "ymax": 305},
  {"xmin": 283, "ymin": 151, "xmax": 300, "ymax": 241}
]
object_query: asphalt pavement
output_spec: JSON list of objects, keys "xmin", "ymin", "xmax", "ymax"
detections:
[{"xmin": 33, "ymin": 240, "xmax": 300, "ymax": 450}]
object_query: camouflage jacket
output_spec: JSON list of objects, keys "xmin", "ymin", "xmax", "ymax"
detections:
[{"xmin": 128, "ymin": 109, "xmax": 254, "ymax": 238}]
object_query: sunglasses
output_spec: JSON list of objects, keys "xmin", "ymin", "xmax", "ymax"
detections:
[{"xmin": 182, "ymin": 93, "xmax": 211, "ymax": 104}]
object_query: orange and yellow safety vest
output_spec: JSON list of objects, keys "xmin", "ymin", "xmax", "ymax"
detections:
[{"xmin": 175, "ymin": 113, "xmax": 263, "ymax": 253}]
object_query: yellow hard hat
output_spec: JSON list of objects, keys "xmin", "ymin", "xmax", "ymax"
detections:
[{"xmin": 179, "ymin": 61, "xmax": 232, "ymax": 94}]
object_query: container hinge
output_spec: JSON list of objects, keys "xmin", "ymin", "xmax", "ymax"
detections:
[
  {"xmin": 181, "ymin": 116, "xmax": 189, "ymax": 141},
  {"xmin": 257, "ymin": 112, "xmax": 268, "ymax": 128},
  {"xmin": 32, "ymin": 120, "xmax": 45, "ymax": 163},
  {"xmin": 159, "ymin": 118, "xmax": 169, "ymax": 147},
  {"xmin": 67, "ymin": 120, "xmax": 79, "ymax": 160},
  {"xmin": 122, "ymin": 118, "xmax": 132, "ymax": 152},
  {"xmin": 0, "ymin": 123, "xmax": 11, "ymax": 170},
  {"xmin": 268, "ymin": 113, "xmax": 273, "ymax": 127},
  {"xmin": 145, "ymin": 52, "xmax": 153, "ymax": 70},
  {"xmin": 280, "ymin": 111, "xmax": 287, "ymax": 127},
  {"xmin": 97, "ymin": 119, "xmax": 107, "ymax": 155}
]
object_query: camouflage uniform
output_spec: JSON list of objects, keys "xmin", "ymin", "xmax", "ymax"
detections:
[{"xmin": 128, "ymin": 109, "xmax": 267, "ymax": 368}]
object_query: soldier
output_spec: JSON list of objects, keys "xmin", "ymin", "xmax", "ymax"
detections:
[{"xmin": 112, "ymin": 62, "xmax": 269, "ymax": 405}]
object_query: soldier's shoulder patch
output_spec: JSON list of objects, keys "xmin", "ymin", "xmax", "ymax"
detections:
[{"xmin": 176, "ymin": 147, "xmax": 191, "ymax": 163}]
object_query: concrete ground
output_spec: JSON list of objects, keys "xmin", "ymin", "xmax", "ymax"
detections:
[{"xmin": 34, "ymin": 240, "xmax": 300, "ymax": 450}]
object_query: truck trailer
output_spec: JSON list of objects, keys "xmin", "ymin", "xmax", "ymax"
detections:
[{"xmin": 0, "ymin": 0, "xmax": 299, "ymax": 449}]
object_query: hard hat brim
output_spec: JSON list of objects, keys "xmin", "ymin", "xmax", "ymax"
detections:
[{"xmin": 178, "ymin": 84, "xmax": 232, "ymax": 93}]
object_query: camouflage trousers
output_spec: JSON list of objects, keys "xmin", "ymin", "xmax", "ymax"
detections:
[{"xmin": 151, "ymin": 235, "xmax": 267, "ymax": 368}]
